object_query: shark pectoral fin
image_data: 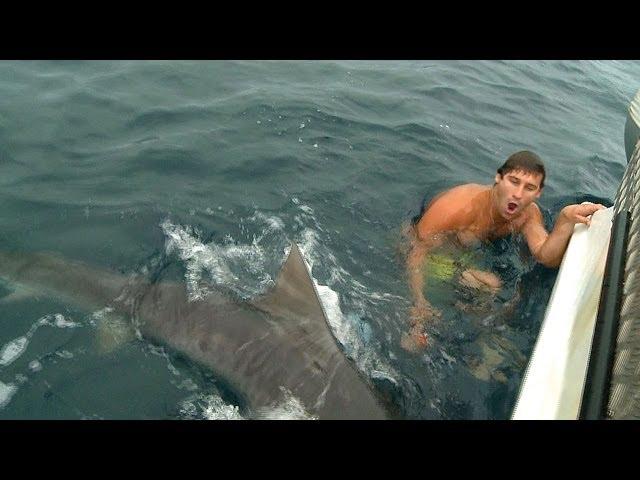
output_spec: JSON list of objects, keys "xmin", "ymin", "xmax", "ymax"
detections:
[
  {"xmin": 251, "ymin": 243, "xmax": 329, "ymax": 329},
  {"xmin": 95, "ymin": 312, "xmax": 136, "ymax": 355},
  {"xmin": 0, "ymin": 283, "xmax": 42, "ymax": 304}
]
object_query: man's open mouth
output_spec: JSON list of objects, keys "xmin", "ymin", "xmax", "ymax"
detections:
[{"xmin": 506, "ymin": 202, "xmax": 518, "ymax": 214}]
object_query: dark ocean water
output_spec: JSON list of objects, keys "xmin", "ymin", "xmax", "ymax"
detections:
[{"xmin": 0, "ymin": 60, "xmax": 638, "ymax": 419}]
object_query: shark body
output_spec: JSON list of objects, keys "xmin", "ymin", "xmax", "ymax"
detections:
[{"xmin": 0, "ymin": 244, "xmax": 389, "ymax": 419}]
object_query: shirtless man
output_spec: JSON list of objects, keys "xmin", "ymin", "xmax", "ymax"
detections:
[{"xmin": 402, "ymin": 151, "xmax": 605, "ymax": 351}]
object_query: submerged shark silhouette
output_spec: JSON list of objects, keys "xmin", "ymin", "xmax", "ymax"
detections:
[{"xmin": 0, "ymin": 243, "xmax": 390, "ymax": 419}]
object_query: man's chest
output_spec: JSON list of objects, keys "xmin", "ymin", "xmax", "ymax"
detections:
[{"xmin": 456, "ymin": 217, "xmax": 524, "ymax": 245}]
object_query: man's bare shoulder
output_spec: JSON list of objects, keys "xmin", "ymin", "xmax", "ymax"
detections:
[
  {"xmin": 431, "ymin": 183, "xmax": 489, "ymax": 205},
  {"xmin": 416, "ymin": 184, "xmax": 489, "ymax": 239},
  {"xmin": 422, "ymin": 184, "xmax": 490, "ymax": 218}
]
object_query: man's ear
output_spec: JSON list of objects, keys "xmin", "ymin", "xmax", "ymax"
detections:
[
  {"xmin": 535, "ymin": 186, "xmax": 543, "ymax": 199},
  {"xmin": 494, "ymin": 173, "xmax": 501, "ymax": 184}
]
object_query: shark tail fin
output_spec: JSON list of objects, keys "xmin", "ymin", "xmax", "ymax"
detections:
[{"xmin": 251, "ymin": 243, "xmax": 329, "ymax": 329}]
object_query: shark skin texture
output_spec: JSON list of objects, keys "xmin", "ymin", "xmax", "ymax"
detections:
[{"xmin": 0, "ymin": 244, "xmax": 390, "ymax": 419}]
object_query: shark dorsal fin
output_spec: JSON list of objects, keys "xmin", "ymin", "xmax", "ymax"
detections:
[{"xmin": 252, "ymin": 243, "xmax": 328, "ymax": 327}]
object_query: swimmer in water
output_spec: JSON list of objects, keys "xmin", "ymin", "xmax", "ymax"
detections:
[{"xmin": 402, "ymin": 150, "xmax": 605, "ymax": 352}]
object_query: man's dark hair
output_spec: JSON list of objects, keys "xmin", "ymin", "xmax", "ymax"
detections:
[{"xmin": 497, "ymin": 150, "xmax": 546, "ymax": 189}]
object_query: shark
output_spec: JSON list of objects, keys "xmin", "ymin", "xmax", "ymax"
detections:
[{"xmin": 0, "ymin": 243, "xmax": 391, "ymax": 419}]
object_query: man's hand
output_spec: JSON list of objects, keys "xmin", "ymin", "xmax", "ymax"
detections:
[
  {"xmin": 561, "ymin": 203, "xmax": 606, "ymax": 227},
  {"xmin": 526, "ymin": 202, "xmax": 607, "ymax": 268},
  {"xmin": 400, "ymin": 300, "xmax": 441, "ymax": 352},
  {"xmin": 401, "ymin": 322, "xmax": 430, "ymax": 352},
  {"xmin": 459, "ymin": 269, "xmax": 502, "ymax": 294}
]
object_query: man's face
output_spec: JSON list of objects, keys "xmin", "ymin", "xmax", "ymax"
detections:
[{"xmin": 493, "ymin": 169, "xmax": 543, "ymax": 220}]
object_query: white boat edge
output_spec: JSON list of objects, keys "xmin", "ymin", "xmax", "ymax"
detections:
[
  {"xmin": 512, "ymin": 88, "xmax": 640, "ymax": 420},
  {"xmin": 512, "ymin": 206, "xmax": 614, "ymax": 420}
]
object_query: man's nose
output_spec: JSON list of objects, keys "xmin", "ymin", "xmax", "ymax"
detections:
[{"xmin": 513, "ymin": 186, "xmax": 524, "ymax": 199}]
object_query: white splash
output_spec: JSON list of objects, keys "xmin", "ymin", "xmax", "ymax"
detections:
[
  {"xmin": 55, "ymin": 350, "xmax": 74, "ymax": 360},
  {"xmin": 248, "ymin": 211, "xmax": 285, "ymax": 233},
  {"xmin": 53, "ymin": 314, "xmax": 79, "ymax": 328},
  {"xmin": 297, "ymin": 228, "xmax": 402, "ymax": 385},
  {"xmin": 297, "ymin": 228, "xmax": 321, "ymax": 268},
  {"xmin": 299, "ymin": 204, "xmax": 315, "ymax": 215},
  {"xmin": 0, "ymin": 313, "xmax": 80, "ymax": 368},
  {"xmin": 162, "ymin": 220, "xmax": 231, "ymax": 279},
  {"xmin": 315, "ymin": 284, "xmax": 349, "ymax": 345},
  {"xmin": 179, "ymin": 393, "xmax": 244, "ymax": 420},
  {"xmin": 0, "ymin": 381, "xmax": 17, "ymax": 409},
  {"xmin": 162, "ymin": 219, "xmax": 254, "ymax": 300},
  {"xmin": 0, "ymin": 337, "xmax": 29, "ymax": 366},
  {"xmin": 28, "ymin": 360, "xmax": 42, "ymax": 372},
  {"xmin": 161, "ymin": 216, "xmax": 293, "ymax": 300},
  {"xmin": 371, "ymin": 369, "xmax": 399, "ymax": 386},
  {"xmin": 297, "ymin": 229, "xmax": 354, "ymax": 346},
  {"xmin": 256, "ymin": 387, "xmax": 317, "ymax": 420},
  {"xmin": 201, "ymin": 398, "xmax": 244, "ymax": 420}
]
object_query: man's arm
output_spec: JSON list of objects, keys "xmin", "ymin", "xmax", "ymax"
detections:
[
  {"xmin": 522, "ymin": 203, "xmax": 606, "ymax": 268},
  {"xmin": 402, "ymin": 231, "xmax": 443, "ymax": 352},
  {"xmin": 406, "ymin": 194, "xmax": 460, "ymax": 320},
  {"xmin": 406, "ymin": 231, "xmax": 442, "ymax": 319}
]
